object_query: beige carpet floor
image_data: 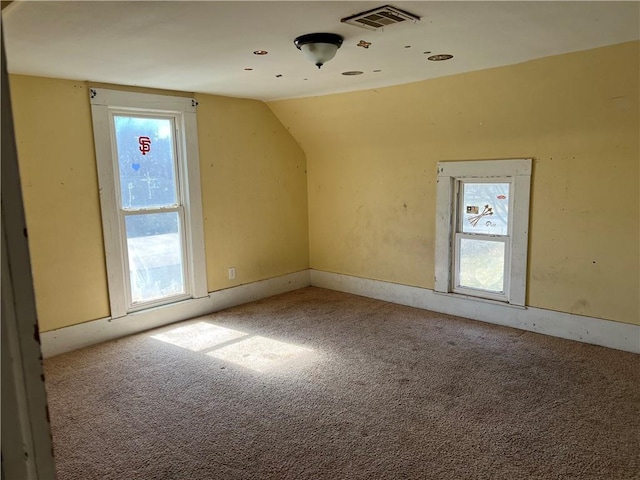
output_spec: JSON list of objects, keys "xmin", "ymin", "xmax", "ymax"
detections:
[{"xmin": 44, "ymin": 287, "xmax": 639, "ymax": 479}]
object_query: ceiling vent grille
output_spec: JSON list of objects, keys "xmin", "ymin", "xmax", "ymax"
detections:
[{"xmin": 341, "ymin": 5, "xmax": 420, "ymax": 31}]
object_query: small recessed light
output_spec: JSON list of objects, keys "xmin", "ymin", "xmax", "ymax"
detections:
[
  {"xmin": 253, "ymin": 50, "xmax": 268, "ymax": 55},
  {"xmin": 342, "ymin": 71, "xmax": 364, "ymax": 76},
  {"xmin": 373, "ymin": 69, "xmax": 382, "ymax": 73},
  {"xmin": 244, "ymin": 68, "xmax": 253, "ymax": 71},
  {"xmin": 275, "ymin": 74, "xmax": 283, "ymax": 78},
  {"xmin": 427, "ymin": 54, "xmax": 453, "ymax": 61},
  {"xmin": 423, "ymin": 51, "xmax": 432, "ymax": 54}
]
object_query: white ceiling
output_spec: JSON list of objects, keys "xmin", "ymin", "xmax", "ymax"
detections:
[{"xmin": 3, "ymin": 1, "xmax": 639, "ymax": 102}]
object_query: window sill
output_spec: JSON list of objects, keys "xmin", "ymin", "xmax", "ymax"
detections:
[
  {"xmin": 433, "ymin": 290, "xmax": 527, "ymax": 310},
  {"xmin": 109, "ymin": 294, "xmax": 209, "ymax": 323}
]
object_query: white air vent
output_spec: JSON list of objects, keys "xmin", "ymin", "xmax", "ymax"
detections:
[{"xmin": 341, "ymin": 5, "xmax": 420, "ymax": 31}]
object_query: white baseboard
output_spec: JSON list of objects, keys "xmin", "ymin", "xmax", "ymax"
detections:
[
  {"xmin": 42, "ymin": 269, "xmax": 639, "ymax": 357},
  {"xmin": 310, "ymin": 270, "xmax": 639, "ymax": 354},
  {"xmin": 41, "ymin": 270, "xmax": 310, "ymax": 358}
]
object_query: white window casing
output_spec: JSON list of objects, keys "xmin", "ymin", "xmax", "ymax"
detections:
[
  {"xmin": 435, "ymin": 159, "xmax": 532, "ymax": 307},
  {"xmin": 90, "ymin": 88, "xmax": 207, "ymax": 318}
]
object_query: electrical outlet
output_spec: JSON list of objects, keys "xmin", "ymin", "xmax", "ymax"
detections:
[{"xmin": 228, "ymin": 267, "xmax": 236, "ymax": 280}]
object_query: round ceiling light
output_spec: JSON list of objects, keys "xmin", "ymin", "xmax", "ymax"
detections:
[
  {"xmin": 294, "ymin": 33, "xmax": 344, "ymax": 69},
  {"xmin": 342, "ymin": 71, "xmax": 363, "ymax": 76},
  {"xmin": 253, "ymin": 50, "xmax": 268, "ymax": 55},
  {"xmin": 427, "ymin": 54, "xmax": 454, "ymax": 61}
]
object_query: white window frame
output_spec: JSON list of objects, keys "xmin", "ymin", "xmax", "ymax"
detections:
[
  {"xmin": 452, "ymin": 177, "xmax": 513, "ymax": 302},
  {"xmin": 90, "ymin": 88, "xmax": 207, "ymax": 318},
  {"xmin": 435, "ymin": 159, "xmax": 532, "ymax": 307}
]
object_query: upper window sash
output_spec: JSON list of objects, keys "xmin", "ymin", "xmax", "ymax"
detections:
[
  {"xmin": 109, "ymin": 111, "xmax": 183, "ymax": 212},
  {"xmin": 455, "ymin": 177, "xmax": 513, "ymax": 238}
]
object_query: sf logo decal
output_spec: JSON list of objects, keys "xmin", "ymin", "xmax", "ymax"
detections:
[{"xmin": 138, "ymin": 136, "xmax": 151, "ymax": 156}]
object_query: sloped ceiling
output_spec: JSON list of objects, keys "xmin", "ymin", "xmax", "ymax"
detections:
[{"xmin": 3, "ymin": 1, "xmax": 639, "ymax": 101}]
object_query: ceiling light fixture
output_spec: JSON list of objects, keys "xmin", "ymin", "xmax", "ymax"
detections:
[
  {"xmin": 253, "ymin": 50, "xmax": 268, "ymax": 55},
  {"xmin": 294, "ymin": 33, "xmax": 343, "ymax": 69}
]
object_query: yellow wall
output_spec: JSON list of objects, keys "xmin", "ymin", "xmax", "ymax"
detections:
[
  {"xmin": 10, "ymin": 42, "xmax": 639, "ymax": 330},
  {"xmin": 194, "ymin": 93, "xmax": 309, "ymax": 290},
  {"xmin": 9, "ymin": 77, "xmax": 111, "ymax": 330},
  {"xmin": 9, "ymin": 75, "xmax": 309, "ymax": 332},
  {"xmin": 268, "ymin": 41, "xmax": 640, "ymax": 325}
]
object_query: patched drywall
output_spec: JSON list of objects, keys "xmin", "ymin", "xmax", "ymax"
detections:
[{"xmin": 268, "ymin": 41, "xmax": 639, "ymax": 325}]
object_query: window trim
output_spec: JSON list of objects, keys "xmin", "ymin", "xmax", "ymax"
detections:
[
  {"xmin": 90, "ymin": 88, "xmax": 207, "ymax": 318},
  {"xmin": 435, "ymin": 159, "xmax": 532, "ymax": 307}
]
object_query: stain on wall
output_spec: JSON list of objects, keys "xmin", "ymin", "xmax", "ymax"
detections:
[{"xmin": 269, "ymin": 41, "xmax": 640, "ymax": 325}]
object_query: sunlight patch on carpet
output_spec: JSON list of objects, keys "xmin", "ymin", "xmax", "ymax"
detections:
[
  {"xmin": 150, "ymin": 321, "xmax": 316, "ymax": 372},
  {"xmin": 150, "ymin": 322, "xmax": 246, "ymax": 351},
  {"xmin": 206, "ymin": 336, "xmax": 315, "ymax": 373}
]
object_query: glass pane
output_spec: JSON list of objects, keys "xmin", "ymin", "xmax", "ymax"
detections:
[
  {"xmin": 114, "ymin": 116, "xmax": 177, "ymax": 209},
  {"xmin": 125, "ymin": 212, "xmax": 185, "ymax": 304},
  {"xmin": 461, "ymin": 183, "xmax": 510, "ymax": 235},
  {"xmin": 458, "ymin": 238, "xmax": 505, "ymax": 293}
]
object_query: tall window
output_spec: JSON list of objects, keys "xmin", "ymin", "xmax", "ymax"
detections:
[
  {"xmin": 435, "ymin": 159, "xmax": 532, "ymax": 306},
  {"xmin": 90, "ymin": 89, "xmax": 207, "ymax": 318}
]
